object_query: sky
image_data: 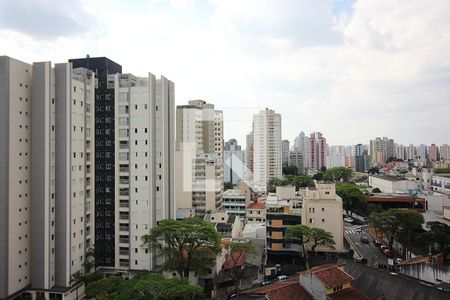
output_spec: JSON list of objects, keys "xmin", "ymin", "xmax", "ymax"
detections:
[{"xmin": 1, "ymin": 0, "xmax": 449, "ymax": 146}]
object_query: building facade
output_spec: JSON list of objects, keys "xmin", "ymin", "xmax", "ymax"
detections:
[
  {"xmin": 0, "ymin": 56, "xmax": 96, "ymax": 299},
  {"xmin": 326, "ymin": 145, "xmax": 346, "ymax": 169},
  {"xmin": 308, "ymin": 132, "xmax": 327, "ymax": 172},
  {"xmin": 282, "ymin": 139, "xmax": 290, "ymax": 166},
  {"xmin": 293, "ymin": 131, "xmax": 308, "ymax": 171},
  {"xmin": 370, "ymin": 137, "xmax": 395, "ymax": 164},
  {"xmin": 428, "ymin": 144, "xmax": 439, "ymax": 161},
  {"xmin": 224, "ymin": 139, "xmax": 244, "ymax": 185},
  {"xmin": 252, "ymin": 108, "xmax": 282, "ymax": 192},
  {"xmin": 175, "ymin": 100, "xmax": 224, "ymax": 214},
  {"xmin": 354, "ymin": 144, "xmax": 370, "ymax": 173}
]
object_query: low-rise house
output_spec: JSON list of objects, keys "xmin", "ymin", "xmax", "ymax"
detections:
[
  {"xmin": 223, "ymin": 182, "xmax": 253, "ymax": 219},
  {"xmin": 246, "ymin": 201, "xmax": 266, "ymax": 222},
  {"xmin": 243, "ymin": 264, "xmax": 369, "ymax": 300},
  {"xmin": 205, "ymin": 211, "xmax": 242, "ymax": 238}
]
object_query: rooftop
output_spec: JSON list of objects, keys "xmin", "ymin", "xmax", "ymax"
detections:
[
  {"xmin": 243, "ymin": 276, "xmax": 312, "ymax": 300},
  {"xmin": 223, "ymin": 188, "xmax": 246, "ymax": 197},
  {"xmin": 300, "ymin": 264, "xmax": 354, "ymax": 289},
  {"xmin": 247, "ymin": 202, "xmax": 265, "ymax": 209},
  {"xmin": 371, "ymin": 174, "xmax": 409, "ymax": 182}
]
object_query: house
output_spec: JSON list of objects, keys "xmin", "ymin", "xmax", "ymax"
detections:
[
  {"xmin": 205, "ymin": 211, "xmax": 242, "ymax": 238},
  {"xmin": 242, "ymin": 264, "xmax": 369, "ymax": 300}
]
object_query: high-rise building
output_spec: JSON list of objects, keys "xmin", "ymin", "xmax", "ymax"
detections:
[
  {"xmin": 175, "ymin": 100, "xmax": 224, "ymax": 214},
  {"xmin": 252, "ymin": 108, "xmax": 282, "ymax": 192},
  {"xmin": 289, "ymin": 151, "xmax": 304, "ymax": 174},
  {"xmin": 369, "ymin": 137, "xmax": 395, "ymax": 164},
  {"xmin": 293, "ymin": 131, "xmax": 308, "ymax": 173},
  {"xmin": 70, "ymin": 57, "xmax": 175, "ymax": 271},
  {"xmin": 395, "ymin": 144, "xmax": 406, "ymax": 161},
  {"xmin": 326, "ymin": 145, "xmax": 346, "ymax": 169},
  {"xmin": 354, "ymin": 143, "xmax": 371, "ymax": 173},
  {"xmin": 440, "ymin": 144, "xmax": 450, "ymax": 160},
  {"xmin": 224, "ymin": 139, "xmax": 244, "ymax": 185},
  {"xmin": 0, "ymin": 56, "xmax": 95, "ymax": 299},
  {"xmin": 70, "ymin": 56, "xmax": 122, "ymax": 268},
  {"xmin": 281, "ymin": 139, "xmax": 290, "ymax": 166},
  {"xmin": 428, "ymin": 144, "xmax": 439, "ymax": 161},
  {"xmin": 416, "ymin": 144, "xmax": 428, "ymax": 160},
  {"xmin": 244, "ymin": 132, "xmax": 254, "ymax": 181},
  {"xmin": 406, "ymin": 144, "xmax": 416, "ymax": 160},
  {"xmin": 308, "ymin": 132, "xmax": 327, "ymax": 172}
]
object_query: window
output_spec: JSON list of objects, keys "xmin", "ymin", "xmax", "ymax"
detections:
[
  {"xmin": 309, "ymin": 208, "xmax": 315, "ymax": 213},
  {"xmin": 309, "ymin": 218, "xmax": 315, "ymax": 224}
]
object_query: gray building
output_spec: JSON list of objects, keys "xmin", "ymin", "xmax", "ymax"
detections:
[
  {"xmin": 224, "ymin": 139, "xmax": 244, "ymax": 185},
  {"xmin": 282, "ymin": 139, "xmax": 290, "ymax": 165},
  {"xmin": 355, "ymin": 143, "xmax": 371, "ymax": 173}
]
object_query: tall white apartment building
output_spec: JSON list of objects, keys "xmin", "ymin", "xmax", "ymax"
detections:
[
  {"xmin": 326, "ymin": 145, "xmax": 346, "ymax": 168},
  {"xmin": 0, "ymin": 56, "xmax": 95, "ymax": 299},
  {"xmin": 252, "ymin": 108, "xmax": 282, "ymax": 192},
  {"xmin": 406, "ymin": 144, "xmax": 416, "ymax": 160},
  {"xmin": 395, "ymin": 144, "xmax": 406, "ymax": 161},
  {"xmin": 175, "ymin": 100, "xmax": 224, "ymax": 214},
  {"xmin": 112, "ymin": 73, "xmax": 175, "ymax": 271}
]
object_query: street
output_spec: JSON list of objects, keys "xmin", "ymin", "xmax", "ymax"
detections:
[{"xmin": 344, "ymin": 223, "xmax": 388, "ymax": 267}]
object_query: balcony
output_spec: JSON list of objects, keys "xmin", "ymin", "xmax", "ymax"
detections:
[
  {"xmin": 119, "ymin": 141, "xmax": 129, "ymax": 149},
  {"xmin": 119, "ymin": 165, "xmax": 130, "ymax": 173},
  {"xmin": 119, "ymin": 237, "xmax": 129, "ymax": 244},
  {"xmin": 120, "ymin": 224, "xmax": 130, "ymax": 231},
  {"xmin": 119, "ymin": 200, "xmax": 129, "ymax": 208}
]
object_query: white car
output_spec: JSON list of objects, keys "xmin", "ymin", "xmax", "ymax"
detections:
[
  {"xmin": 276, "ymin": 275, "xmax": 289, "ymax": 281},
  {"xmin": 344, "ymin": 217, "xmax": 354, "ymax": 223}
]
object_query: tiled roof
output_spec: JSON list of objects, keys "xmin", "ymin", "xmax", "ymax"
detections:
[
  {"xmin": 301, "ymin": 264, "xmax": 354, "ymax": 289},
  {"xmin": 243, "ymin": 277, "xmax": 312, "ymax": 300},
  {"xmin": 328, "ymin": 286, "xmax": 371, "ymax": 300},
  {"xmin": 223, "ymin": 251, "xmax": 246, "ymax": 270},
  {"xmin": 247, "ymin": 202, "xmax": 265, "ymax": 209}
]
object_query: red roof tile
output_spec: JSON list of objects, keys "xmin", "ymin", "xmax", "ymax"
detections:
[
  {"xmin": 327, "ymin": 286, "xmax": 370, "ymax": 300},
  {"xmin": 222, "ymin": 251, "xmax": 246, "ymax": 270},
  {"xmin": 300, "ymin": 264, "xmax": 354, "ymax": 289},
  {"xmin": 247, "ymin": 202, "xmax": 265, "ymax": 209},
  {"xmin": 243, "ymin": 276, "xmax": 312, "ymax": 300}
]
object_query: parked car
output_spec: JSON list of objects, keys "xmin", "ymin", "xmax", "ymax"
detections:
[
  {"xmin": 395, "ymin": 258, "xmax": 403, "ymax": 264},
  {"xmin": 276, "ymin": 275, "xmax": 289, "ymax": 282},
  {"xmin": 373, "ymin": 239, "xmax": 382, "ymax": 247},
  {"xmin": 260, "ymin": 280, "xmax": 272, "ymax": 286},
  {"xmin": 360, "ymin": 236, "xmax": 370, "ymax": 244},
  {"xmin": 355, "ymin": 227, "xmax": 362, "ymax": 233},
  {"xmin": 352, "ymin": 219, "xmax": 364, "ymax": 225},
  {"xmin": 355, "ymin": 257, "xmax": 368, "ymax": 264},
  {"xmin": 344, "ymin": 217, "xmax": 354, "ymax": 223},
  {"xmin": 383, "ymin": 249, "xmax": 394, "ymax": 258},
  {"xmin": 380, "ymin": 245, "xmax": 388, "ymax": 251}
]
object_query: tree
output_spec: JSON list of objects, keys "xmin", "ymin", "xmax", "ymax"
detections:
[
  {"xmin": 336, "ymin": 183, "xmax": 367, "ymax": 216},
  {"xmin": 421, "ymin": 222, "xmax": 450, "ymax": 262},
  {"xmin": 372, "ymin": 187, "xmax": 382, "ymax": 193},
  {"xmin": 267, "ymin": 176, "xmax": 315, "ymax": 193},
  {"xmin": 221, "ymin": 242, "xmax": 257, "ymax": 296},
  {"xmin": 224, "ymin": 182, "xmax": 234, "ymax": 191},
  {"xmin": 368, "ymin": 167, "xmax": 380, "ymax": 174},
  {"xmin": 322, "ymin": 167, "xmax": 353, "ymax": 183},
  {"xmin": 85, "ymin": 273, "xmax": 203, "ymax": 300},
  {"xmin": 142, "ymin": 218, "xmax": 221, "ymax": 278},
  {"xmin": 285, "ymin": 225, "xmax": 335, "ymax": 269},
  {"xmin": 371, "ymin": 209, "xmax": 424, "ymax": 253},
  {"xmin": 283, "ymin": 164, "xmax": 298, "ymax": 176},
  {"xmin": 312, "ymin": 172, "xmax": 323, "ymax": 181}
]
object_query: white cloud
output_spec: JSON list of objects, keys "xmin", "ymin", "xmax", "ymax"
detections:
[{"xmin": 0, "ymin": 0, "xmax": 449, "ymax": 146}]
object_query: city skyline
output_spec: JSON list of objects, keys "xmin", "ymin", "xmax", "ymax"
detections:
[{"xmin": 1, "ymin": 0, "xmax": 449, "ymax": 145}]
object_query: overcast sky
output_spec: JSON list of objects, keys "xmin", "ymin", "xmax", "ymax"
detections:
[{"xmin": 1, "ymin": 0, "xmax": 449, "ymax": 146}]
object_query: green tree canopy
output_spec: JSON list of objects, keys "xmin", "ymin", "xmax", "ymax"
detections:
[
  {"xmin": 224, "ymin": 182, "xmax": 234, "ymax": 190},
  {"xmin": 142, "ymin": 218, "xmax": 221, "ymax": 278},
  {"xmin": 85, "ymin": 273, "xmax": 203, "ymax": 300},
  {"xmin": 371, "ymin": 209, "xmax": 424, "ymax": 251},
  {"xmin": 267, "ymin": 176, "xmax": 315, "ymax": 192},
  {"xmin": 220, "ymin": 242, "xmax": 257, "ymax": 295},
  {"xmin": 282, "ymin": 164, "xmax": 299, "ymax": 176},
  {"xmin": 372, "ymin": 187, "xmax": 382, "ymax": 193},
  {"xmin": 336, "ymin": 183, "xmax": 367, "ymax": 216},
  {"xmin": 285, "ymin": 225, "xmax": 335, "ymax": 269},
  {"xmin": 322, "ymin": 167, "xmax": 353, "ymax": 183}
]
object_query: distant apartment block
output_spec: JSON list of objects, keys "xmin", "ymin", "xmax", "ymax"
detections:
[
  {"xmin": 252, "ymin": 108, "xmax": 282, "ymax": 192},
  {"xmin": 294, "ymin": 131, "xmax": 309, "ymax": 172},
  {"xmin": 370, "ymin": 137, "xmax": 395, "ymax": 164},
  {"xmin": 308, "ymin": 132, "xmax": 327, "ymax": 172},
  {"xmin": 326, "ymin": 145, "xmax": 346, "ymax": 169},
  {"xmin": 282, "ymin": 139, "xmax": 290, "ymax": 165},
  {"xmin": 354, "ymin": 143, "xmax": 371, "ymax": 173},
  {"xmin": 175, "ymin": 100, "xmax": 224, "ymax": 215},
  {"xmin": 431, "ymin": 174, "xmax": 450, "ymax": 195}
]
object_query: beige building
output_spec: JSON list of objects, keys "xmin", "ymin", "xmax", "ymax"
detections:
[
  {"xmin": 302, "ymin": 183, "xmax": 345, "ymax": 252},
  {"xmin": 369, "ymin": 174, "xmax": 419, "ymax": 193},
  {"xmin": 175, "ymin": 100, "xmax": 224, "ymax": 215}
]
